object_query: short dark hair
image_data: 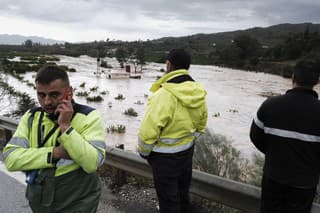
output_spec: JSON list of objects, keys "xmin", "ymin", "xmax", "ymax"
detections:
[
  {"xmin": 293, "ymin": 59, "xmax": 320, "ymax": 87},
  {"xmin": 167, "ymin": 49, "xmax": 191, "ymax": 70},
  {"xmin": 35, "ymin": 65, "xmax": 70, "ymax": 86}
]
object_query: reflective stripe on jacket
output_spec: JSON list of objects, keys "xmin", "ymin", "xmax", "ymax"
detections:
[
  {"xmin": 3, "ymin": 102, "xmax": 106, "ymax": 176},
  {"xmin": 138, "ymin": 69, "xmax": 208, "ymax": 156},
  {"xmin": 250, "ymin": 88, "xmax": 320, "ymax": 188}
]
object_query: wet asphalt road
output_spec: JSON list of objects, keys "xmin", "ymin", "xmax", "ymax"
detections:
[{"xmin": 0, "ymin": 170, "xmax": 32, "ymax": 213}]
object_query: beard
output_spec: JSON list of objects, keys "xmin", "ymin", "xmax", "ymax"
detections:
[
  {"xmin": 43, "ymin": 105, "xmax": 57, "ymax": 115},
  {"xmin": 44, "ymin": 106, "xmax": 59, "ymax": 121}
]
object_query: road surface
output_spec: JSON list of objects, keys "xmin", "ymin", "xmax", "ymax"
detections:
[
  {"xmin": 0, "ymin": 162, "xmax": 156, "ymax": 213},
  {"xmin": 0, "ymin": 169, "xmax": 32, "ymax": 213}
]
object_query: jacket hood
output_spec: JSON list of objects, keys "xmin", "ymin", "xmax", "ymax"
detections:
[
  {"xmin": 150, "ymin": 69, "xmax": 206, "ymax": 108},
  {"xmin": 162, "ymin": 81, "xmax": 207, "ymax": 108}
]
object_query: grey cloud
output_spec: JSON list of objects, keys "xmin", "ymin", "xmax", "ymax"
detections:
[
  {"xmin": 251, "ymin": 1, "xmax": 320, "ymax": 23},
  {"xmin": 0, "ymin": 0, "xmax": 98, "ymax": 23},
  {"xmin": 1, "ymin": 0, "xmax": 319, "ymax": 26},
  {"xmin": 0, "ymin": 0, "xmax": 319, "ymax": 41}
]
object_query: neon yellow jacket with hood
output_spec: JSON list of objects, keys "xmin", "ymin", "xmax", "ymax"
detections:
[
  {"xmin": 138, "ymin": 69, "xmax": 208, "ymax": 156},
  {"xmin": 3, "ymin": 102, "xmax": 106, "ymax": 176}
]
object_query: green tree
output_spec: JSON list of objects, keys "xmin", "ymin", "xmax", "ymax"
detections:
[
  {"xmin": 233, "ymin": 34, "xmax": 261, "ymax": 59},
  {"xmin": 127, "ymin": 47, "xmax": 135, "ymax": 57},
  {"xmin": 248, "ymin": 153, "xmax": 264, "ymax": 187},
  {"xmin": 136, "ymin": 47, "xmax": 145, "ymax": 72},
  {"xmin": 115, "ymin": 47, "xmax": 128, "ymax": 68},
  {"xmin": 24, "ymin": 39, "xmax": 33, "ymax": 48},
  {"xmin": 97, "ymin": 41, "xmax": 106, "ymax": 58},
  {"xmin": 216, "ymin": 45, "xmax": 243, "ymax": 68},
  {"xmin": 282, "ymin": 35, "xmax": 305, "ymax": 59}
]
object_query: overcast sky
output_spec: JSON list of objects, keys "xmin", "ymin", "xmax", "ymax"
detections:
[{"xmin": 0, "ymin": 0, "xmax": 319, "ymax": 42}]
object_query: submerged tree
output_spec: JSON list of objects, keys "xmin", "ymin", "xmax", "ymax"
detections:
[
  {"xmin": 193, "ymin": 128, "xmax": 254, "ymax": 212},
  {"xmin": 16, "ymin": 92, "xmax": 36, "ymax": 115},
  {"xmin": 193, "ymin": 128, "xmax": 250, "ymax": 181}
]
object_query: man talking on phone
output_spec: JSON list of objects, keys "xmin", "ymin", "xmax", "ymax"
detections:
[{"xmin": 3, "ymin": 65, "xmax": 106, "ymax": 213}]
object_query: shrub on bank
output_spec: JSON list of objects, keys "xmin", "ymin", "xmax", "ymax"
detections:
[
  {"xmin": 90, "ymin": 86, "xmax": 99, "ymax": 92},
  {"xmin": 124, "ymin": 108, "xmax": 138, "ymax": 117},
  {"xmin": 76, "ymin": 91, "xmax": 89, "ymax": 97},
  {"xmin": 115, "ymin": 94, "xmax": 125, "ymax": 100},
  {"xmin": 106, "ymin": 124, "xmax": 126, "ymax": 134},
  {"xmin": 86, "ymin": 95, "xmax": 103, "ymax": 102}
]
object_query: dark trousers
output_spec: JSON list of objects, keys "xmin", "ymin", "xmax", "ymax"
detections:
[
  {"xmin": 260, "ymin": 176, "xmax": 316, "ymax": 213},
  {"xmin": 148, "ymin": 146, "xmax": 194, "ymax": 213},
  {"xmin": 28, "ymin": 169, "xmax": 101, "ymax": 213}
]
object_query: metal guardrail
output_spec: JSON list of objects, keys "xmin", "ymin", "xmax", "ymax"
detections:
[
  {"xmin": 0, "ymin": 116, "xmax": 19, "ymax": 131},
  {"xmin": 1, "ymin": 115, "xmax": 320, "ymax": 212}
]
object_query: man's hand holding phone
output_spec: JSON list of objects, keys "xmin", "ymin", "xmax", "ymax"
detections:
[
  {"xmin": 53, "ymin": 87, "xmax": 73, "ymax": 162},
  {"xmin": 55, "ymin": 87, "xmax": 73, "ymax": 133}
]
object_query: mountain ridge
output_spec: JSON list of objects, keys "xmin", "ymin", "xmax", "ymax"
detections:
[
  {"xmin": 1, "ymin": 23, "xmax": 320, "ymax": 46},
  {"xmin": 0, "ymin": 34, "xmax": 65, "ymax": 45},
  {"xmin": 152, "ymin": 22, "xmax": 320, "ymax": 47}
]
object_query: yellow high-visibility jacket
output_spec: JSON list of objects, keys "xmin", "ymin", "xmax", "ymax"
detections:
[
  {"xmin": 3, "ymin": 102, "xmax": 106, "ymax": 176},
  {"xmin": 138, "ymin": 69, "xmax": 208, "ymax": 156}
]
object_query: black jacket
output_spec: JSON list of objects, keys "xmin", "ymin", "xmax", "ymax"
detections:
[{"xmin": 250, "ymin": 87, "xmax": 320, "ymax": 188}]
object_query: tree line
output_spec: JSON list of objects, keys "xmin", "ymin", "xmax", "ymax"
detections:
[{"xmin": 1, "ymin": 25, "xmax": 320, "ymax": 77}]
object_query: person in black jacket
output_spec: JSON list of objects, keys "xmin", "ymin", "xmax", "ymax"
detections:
[{"xmin": 250, "ymin": 58, "xmax": 320, "ymax": 213}]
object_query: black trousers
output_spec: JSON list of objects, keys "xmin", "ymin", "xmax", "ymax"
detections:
[
  {"xmin": 260, "ymin": 176, "xmax": 316, "ymax": 213},
  {"xmin": 148, "ymin": 146, "xmax": 194, "ymax": 213}
]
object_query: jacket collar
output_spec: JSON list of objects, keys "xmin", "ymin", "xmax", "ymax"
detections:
[
  {"xmin": 149, "ymin": 69, "xmax": 189, "ymax": 93},
  {"xmin": 286, "ymin": 87, "xmax": 318, "ymax": 99}
]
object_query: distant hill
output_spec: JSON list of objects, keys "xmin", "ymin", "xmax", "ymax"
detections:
[
  {"xmin": 1, "ymin": 22, "xmax": 319, "ymax": 66},
  {"xmin": 0, "ymin": 34, "xmax": 65, "ymax": 45},
  {"xmin": 151, "ymin": 23, "xmax": 320, "ymax": 48},
  {"xmin": 139, "ymin": 22, "xmax": 320, "ymax": 63}
]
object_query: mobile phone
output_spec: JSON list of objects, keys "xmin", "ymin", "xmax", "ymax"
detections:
[
  {"xmin": 62, "ymin": 87, "xmax": 72, "ymax": 100},
  {"xmin": 52, "ymin": 88, "xmax": 72, "ymax": 120}
]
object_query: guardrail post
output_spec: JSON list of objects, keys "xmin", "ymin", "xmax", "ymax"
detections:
[
  {"xmin": 115, "ymin": 144, "xmax": 127, "ymax": 186},
  {"xmin": 4, "ymin": 129, "xmax": 12, "ymax": 143},
  {"xmin": 0, "ymin": 129, "xmax": 11, "ymax": 150}
]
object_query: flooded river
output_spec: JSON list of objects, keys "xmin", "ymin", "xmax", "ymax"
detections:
[{"xmin": 3, "ymin": 55, "xmax": 316, "ymax": 159}]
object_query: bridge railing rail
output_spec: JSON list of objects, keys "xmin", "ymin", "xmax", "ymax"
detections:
[{"xmin": 0, "ymin": 115, "xmax": 319, "ymax": 212}]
